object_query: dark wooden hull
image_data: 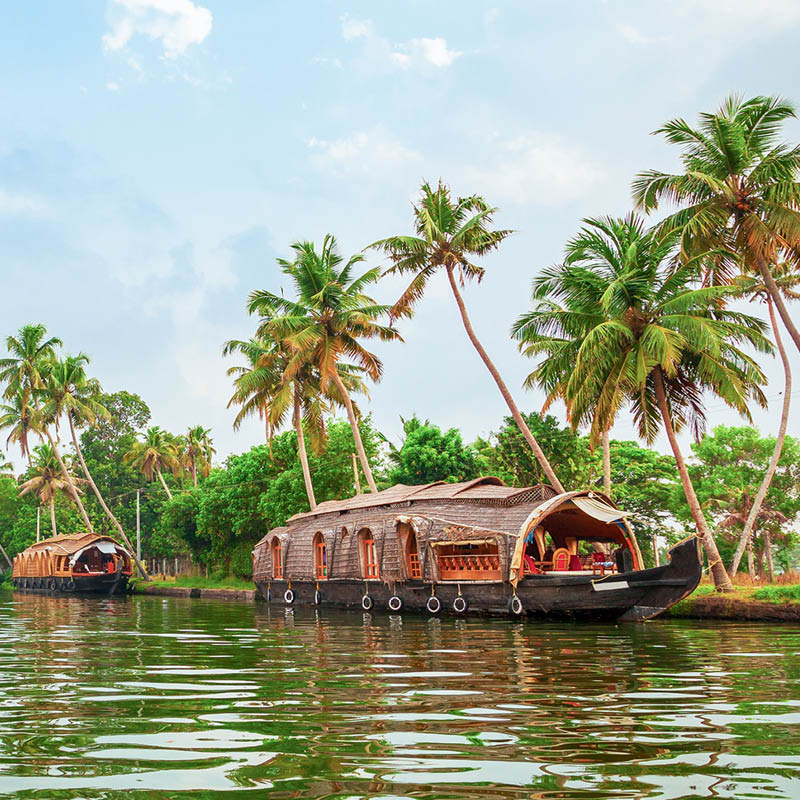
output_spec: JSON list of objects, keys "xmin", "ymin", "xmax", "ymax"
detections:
[
  {"xmin": 11, "ymin": 574, "xmax": 130, "ymax": 596},
  {"xmin": 254, "ymin": 538, "xmax": 701, "ymax": 622}
]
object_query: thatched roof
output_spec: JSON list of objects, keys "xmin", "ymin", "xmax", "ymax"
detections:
[
  {"xmin": 21, "ymin": 533, "xmax": 125, "ymax": 557},
  {"xmin": 286, "ymin": 477, "xmax": 549, "ymax": 523}
]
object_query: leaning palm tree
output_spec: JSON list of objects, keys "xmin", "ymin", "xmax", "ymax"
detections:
[
  {"xmin": 512, "ymin": 215, "xmax": 771, "ymax": 592},
  {"xmin": 248, "ymin": 235, "xmax": 400, "ymax": 493},
  {"xmin": 124, "ymin": 426, "xmax": 180, "ymax": 499},
  {"xmin": 370, "ymin": 181, "xmax": 565, "ymax": 492},
  {"xmin": 18, "ymin": 443, "xmax": 85, "ymax": 537},
  {"xmin": 183, "ymin": 425, "xmax": 215, "ymax": 487},
  {"xmin": 726, "ymin": 263, "xmax": 799, "ymax": 576},
  {"xmin": 0, "ymin": 324, "xmax": 94, "ymax": 533},
  {"xmin": 633, "ymin": 94, "xmax": 800, "ymax": 355},
  {"xmin": 43, "ymin": 355, "xmax": 149, "ymax": 579}
]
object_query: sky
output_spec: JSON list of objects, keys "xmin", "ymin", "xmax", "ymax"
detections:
[{"xmin": 1, "ymin": 0, "xmax": 800, "ymax": 470}]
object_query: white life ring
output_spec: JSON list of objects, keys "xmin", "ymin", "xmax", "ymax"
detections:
[
  {"xmin": 284, "ymin": 588, "xmax": 295, "ymax": 605},
  {"xmin": 361, "ymin": 594, "xmax": 374, "ymax": 611},
  {"xmin": 452, "ymin": 595, "xmax": 468, "ymax": 614},
  {"xmin": 388, "ymin": 595, "xmax": 403, "ymax": 612},
  {"xmin": 508, "ymin": 595, "xmax": 524, "ymax": 616},
  {"xmin": 426, "ymin": 595, "xmax": 441, "ymax": 614}
]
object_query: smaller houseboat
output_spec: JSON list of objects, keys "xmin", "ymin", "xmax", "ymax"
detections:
[
  {"xmin": 252, "ymin": 478, "xmax": 702, "ymax": 621},
  {"xmin": 11, "ymin": 533, "xmax": 133, "ymax": 595}
]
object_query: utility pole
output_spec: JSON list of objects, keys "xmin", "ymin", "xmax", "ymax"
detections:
[
  {"xmin": 352, "ymin": 453, "xmax": 361, "ymax": 495},
  {"xmin": 136, "ymin": 489, "xmax": 141, "ymax": 563},
  {"xmin": 652, "ymin": 533, "xmax": 660, "ymax": 567},
  {"xmin": 36, "ymin": 507, "xmax": 40, "ymax": 543}
]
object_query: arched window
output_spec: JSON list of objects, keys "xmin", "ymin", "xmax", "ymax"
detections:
[
  {"xmin": 359, "ymin": 529, "xmax": 379, "ymax": 579},
  {"xmin": 314, "ymin": 532, "xmax": 327, "ymax": 580},
  {"xmin": 271, "ymin": 538, "xmax": 283, "ymax": 579},
  {"xmin": 406, "ymin": 530, "xmax": 422, "ymax": 579}
]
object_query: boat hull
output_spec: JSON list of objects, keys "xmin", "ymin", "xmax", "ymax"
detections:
[
  {"xmin": 254, "ymin": 538, "xmax": 701, "ymax": 622},
  {"xmin": 11, "ymin": 574, "xmax": 130, "ymax": 596}
]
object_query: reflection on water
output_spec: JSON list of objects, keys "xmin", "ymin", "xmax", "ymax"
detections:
[{"xmin": 0, "ymin": 591, "xmax": 798, "ymax": 798}]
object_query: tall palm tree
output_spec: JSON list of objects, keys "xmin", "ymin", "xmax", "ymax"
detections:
[
  {"xmin": 512, "ymin": 215, "xmax": 771, "ymax": 591},
  {"xmin": 248, "ymin": 235, "xmax": 400, "ymax": 493},
  {"xmin": 43, "ymin": 355, "xmax": 149, "ymax": 579},
  {"xmin": 633, "ymin": 95, "xmax": 800, "ymax": 355},
  {"xmin": 370, "ymin": 181, "xmax": 565, "ymax": 492},
  {"xmin": 0, "ymin": 324, "xmax": 94, "ymax": 533},
  {"xmin": 0, "ymin": 391, "xmax": 35, "ymax": 466},
  {"xmin": 183, "ymin": 425, "xmax": 215, "ymax": 487},
  {"xmin": 124, "ymin": 426, "xmax": 180, "ymax": 499},
  {"xmin": 18, "ymin": 443, "xmax": 85, "ymax": 537},
  {"xmin": 0, "ymin": 450, "xmax": 13, "ymax": 476},
  {"xmin": 727, "ymin": 263, "xmax": 799, "ymax": 576}
]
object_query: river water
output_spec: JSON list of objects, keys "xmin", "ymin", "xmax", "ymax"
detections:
[{"xmin": 0, "ymin": 592, "xmax": 798, "ymax": 799}]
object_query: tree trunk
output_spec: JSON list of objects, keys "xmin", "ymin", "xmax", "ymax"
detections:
[
  {"xmin": 764, "ymin": 529, "xmax": 775, "ymax": 582},
  {"xmin": 652, "ymin": 367, "xmax": 733, "ymax": 592},
  {"xmin": 0, "ymin": 539, "xmax": 12, "ymax": 570},
  {"xmin": 445, "ymin": 266, "xmax": 565, "ymax": 493},
  {"xmin": 746, "ymin": 538, "xmax": 756, "ymax": 580},
  {"xmin": 602, "ymin": 429, "xmax": 612, "ymax": 496},
  {"xmin": 68, "ymin": 414, "xmax": 149, "ymax": 580},
  {"xmin": 192, "ymin": 459, "xmax": 197, "ymax": 487},
  {"xmin": 757, "ymin": 255, "xmax": 800, "ymax": 355},
  {"xmin": 294, "ymin": 389, "xmax": 317, "ymax": 510},
  {"xmin": 331, "ymin": 370, "xmax": 378, "ymax": 493},
  {"xmin": 43, "ymin": 426, "xmax": 94, "ymax": 533},
  {"xmin": 49, "ymin": 497, "xmax": 57, "ymax": 537},
  {"xmin": 728, "ymin": 298, "xmax": 792, "ymax": 576},
  {"xmin": 156, "ymin": 467, "xmax": 173, "ymax": 500}
]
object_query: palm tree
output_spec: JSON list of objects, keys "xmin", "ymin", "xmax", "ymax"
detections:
[
  {"xmin": 0, "ymin": 324, "xmax": 94, "ymax": 533},
  {"xmin": 370, "ymin": 181, "xmax": 565, "ymax": 492},
  {"xmin": 726, "ymin": 263, "xmax": 799, "ymax": 576},
  {"xmin": 633, "ymin": 95, "xmax": 800, "ymax": 355},
  {"xmin": 18, "ymin": 443, "xmax": 85, "ymax": 537},
  {"xmin": 512, "ymin": 214, "xmax": 771, "ymax": 592},
  {"xmin": 0, "ymin": 391, "xmax": 35, "ymax": 466},
  {"xmin": 184, "ymin": 425, "xmax": 215, "ymax": 487},
  {"xmin": 43, "ymin": 355, "xmax": 149, "ymax": 579},
  {"xmin": 0, "ymin": 450, "xmax": 13, "ymax": 476},
  {"xmin": 248, "ymin": 235, "xmax": 399, "ymax": 493},
  {"xmin": 124, "ymin": 426, "xmax": 180, "ymax": 499}
]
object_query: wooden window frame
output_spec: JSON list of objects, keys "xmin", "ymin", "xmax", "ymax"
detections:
[
  {"xmin": 362, "ymin": 533, "xmax": 379, "ymax": 579},
  {"xmin": 314, "ymin": 534, "xmax": 328, "ymax": 580},
  {"xmin": 406, "ymin": 532, "xmax": 422, "ymax": 579},
  {"xmin": 271, "ymin": 539, "xmax": 283, "ymax": 579}
]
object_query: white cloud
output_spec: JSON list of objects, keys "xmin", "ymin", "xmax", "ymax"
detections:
[
  {"xmin": 617, "ymin": 24, "xmax": 651, "ymax": 45},
  {"xmin": 340, "ymin": 16, "xmax": 461, "ymax": 70},
  {"xmin": 340, "ymin": 15, "xmax": 373, "ymax": 40},
  {"xmin": 105, "ymin": 81, "xmax": 120, "ymax": 91},
  {"xmin": 306, "ymin": 128, "xmax": 420, "ymax": 174},
  {"xmin": 103, "ymin": 0, "xmax": 212, "ymax": 59},
  {"xmin": 485, "ymin": 8, "xmax": 499, "ymax": 25},
  {"xmin": 0, "ymin": 189, "xmax": 44, "ymax": 216},
  {"xmin": 466, "ymin": 134, "xmax": 605, "ymax": 206}
]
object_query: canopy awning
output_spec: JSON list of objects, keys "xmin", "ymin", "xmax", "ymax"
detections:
[
  {"xmin": 570, "ymin": 495, "xmax": 630, "ymax": 523},
  {"xmin": 69, "ymin": 540, "xmax": 123, "ymax": 567}
]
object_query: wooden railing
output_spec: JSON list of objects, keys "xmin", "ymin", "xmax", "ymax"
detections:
[{"xmin": 438, "ymin": 554, "xmax": 501, "ymax": 581}]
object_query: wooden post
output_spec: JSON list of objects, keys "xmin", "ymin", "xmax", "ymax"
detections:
[
  {"xmin": 652, "ymin": 534, "xmax": 659, "ymax": 567},
  {"xmin": 352, "ymin": 453, "xmax": 361, "ymax": 495},
  {"xmin": 136, "ymin": 489, "xmax": 141, "ymax": 562},
  {"xmin": 36, "ymin": 507, "xmax": 40, "ymax": 543}
]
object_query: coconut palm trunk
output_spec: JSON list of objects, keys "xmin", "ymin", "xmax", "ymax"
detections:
[
  {"xmin": 764, "ymin": 529, "xmax": 775, "ymax": 582},
  {"xmin": 42, "ymin": 427, "xmax": 94, "ymax": 533},
  {"xmin": 49, "ymin": 497, "xmax": 57, "ymax": 537},
  {"xmin": 757, "ymin": 256, "xmax": 800, "ymax": 355},
  {"xmin": 445, "ymin": 266, "xmax": 565, "ymax": 493},
  {"xmin": 601, "ymin": 430, "xmax": 612, "ymax": 496},
  {"xmin": 293, "ymin": 388, "xmax": 317, "ymax": 509},
  {"xmin": 68, "ymin": 414, "xmax": 149, "ymax": 580},
  {"xmin": 728, "ymin": 298, "xmax": 792, "ymax": 576},
  {"xmin": 0, "ymin": 541, "xmax": 12, "ymax": 571},
  {"xmin": 746, "ymin": 539, "xmax": 756, "ymax": 579},
  {"xmin": 156, "ymin": 467, "xmax": 173, "ymax": 500},
  {"xmin": 331, "ymin": 370, "xmax": 377, "ymax": 493},
  {"xmin": 652, "ymin": 367, "xmax": 733, "ymax": 592}
]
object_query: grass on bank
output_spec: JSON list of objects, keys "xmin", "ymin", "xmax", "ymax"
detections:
[
  {"xmin": 133, "ymin": 574, "xmax": 254, "ymax": 592},
  {"xmin": 668, "ymin": 580, "xmax": 800, "ymax": 616}
]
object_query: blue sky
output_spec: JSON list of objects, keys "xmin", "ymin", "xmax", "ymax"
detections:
[{"xmin": 2, "ymin": 0, "xmax": 799, "ymax": 468}]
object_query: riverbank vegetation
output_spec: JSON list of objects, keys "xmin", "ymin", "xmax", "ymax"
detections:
[{"xmin": 1, "ymin": 94, "xmax": 799, "ymax": 590}]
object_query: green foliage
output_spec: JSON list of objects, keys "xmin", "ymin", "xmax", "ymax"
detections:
[
  {"xmin": 230, "ymin": 541, "xmax": 254, "ymax": 579},
  {"xmin": 159, "ymin": 417, "xmax": 381, "ymax": 573},
  {"xmin": 386, "ymin": 416, "xmax": 486, "ymax": 485},
  {"xmin": 753, "ymin": 584, "xmax": 800, "ymax": 604},
  {"xmin": 475, "ymin": 413, "xmax": 598, "ymax": 489}
]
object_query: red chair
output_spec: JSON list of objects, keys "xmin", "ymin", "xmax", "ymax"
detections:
[
  {"xmin": 568, "ymin": 554, "xmax": 583, "ymax": 572},
  {"xmin": 524, "ymin": 554, "xmax": 540, "ymax": 575}
]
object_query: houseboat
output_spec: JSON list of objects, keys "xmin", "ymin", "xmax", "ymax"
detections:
[
  {"xmin": 11, "ymin": 533, "xmax": 133, "ymax": 595},
  {"xmin": 252, "ymin": 478, "xmax": 702, "ymax": 622}
]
